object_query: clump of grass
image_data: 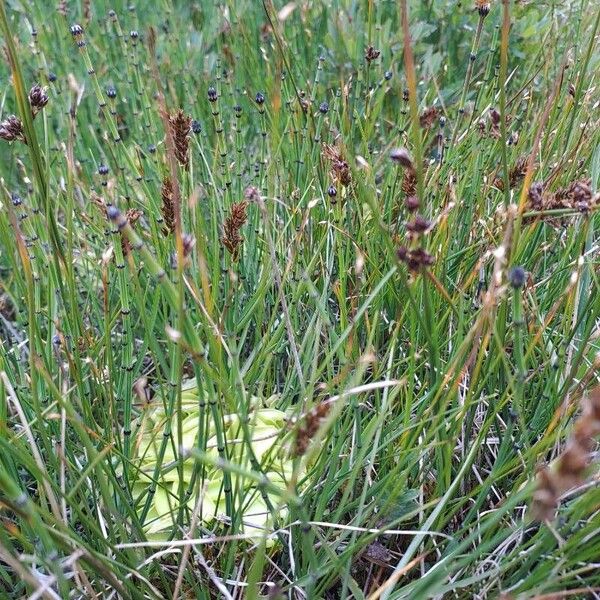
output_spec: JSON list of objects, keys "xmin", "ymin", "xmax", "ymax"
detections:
[{"xmin": 0, "ymin": 0, "xmax": 599, "ymax": 598}]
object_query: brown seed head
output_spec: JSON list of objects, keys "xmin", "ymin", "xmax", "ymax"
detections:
[
  {"xmin": 161, "ymin": 176, "xmax": 175, "ymax": 234},
  {"xmin": 532, "ymin": 468, "xmax": 559, "ymax": 522},
  {"xmin": 121, "ymin": 209, "xmax": 142, "ymax": 256},
  {"xmin": 322, "ymin": 143, "xmax": 352, "ymax": 187},
  {"xmin": 222, "ymin": 201, "xmax": 248, "ymax": 260},
  {"xmin": 405, "ymin": 195, "xmax": 420, "ymax": 212},
  {"xmin": 0, "ymin": 115, "xmax": 25, "ymax": 143},
  {"xmin": 364, "ymin": 45, "xmax": 381, "ymax": 63},
  {"xmin": 28, "ymin": 84, "xmax": 49, "ymax": 115},
  {"xmin": 390, "ymin": 147, "xmax": 414, "ymax": 170},
  {"xmin": 397, "ymin": 245, "xmax": 435, "ymax": 273},
  {"xmin": 168, "ymin": 109, "xmax": 191, "ymax": 168},
  {"xmin": 293, "ymin": 402, "xmax": 331, "ymax": 456},
  {"xmin": 402, "ymin": 168, "xmax": 417, "ymax": 197},
  {"xmin": 244, "ymin": 186, "xmax": 261, "ymax": 202},
  {"xmin": 475, "ymin": 0, "xmax": 491, "ymax": 17},
  {"xmin": 528, "ymin": 182, "xmax": 544, "ymax": 210},
  {"xmin": 419, "ymin": 106, "xmax": 438, "ymax": 129}
]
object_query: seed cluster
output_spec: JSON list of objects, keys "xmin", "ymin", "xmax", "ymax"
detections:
[
  {"xmin": 167, "ymin": 109, "xmax": 192, "ymax": 169},
  {"xmin": 390, "ymin": 148, "xmax": 435, "ymax": 273},
  {"xmin": 322, "ymin": 143, "xmax": 352, "ymax": 188},
  {"xmin": 160, "ymin": 176, "xmax": 175, "ymax": 234},
  {"xmin": 293, "ymin": 402, "xmax": 331, "ymax": 457},
  {"xmin": 0, "ymin": 84, "xmax": 49, "ymax": 144},
  {"xmin": 532, "ymin": 389, "xmax": 600, "ymax": 521},
  {"xmin": 222, "ymin": 201, "xmax": 248, "ymax": 260},
  {"xmin": 528, "ymin": 178, "xmax": 597, "ymax": 214}
]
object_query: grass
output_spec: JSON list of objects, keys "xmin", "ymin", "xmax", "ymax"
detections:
[{"xmin": 0, "ymin": 0, "xmax": 599, "ymax": 598}]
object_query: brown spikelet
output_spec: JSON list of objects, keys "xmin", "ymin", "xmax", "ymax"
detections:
[
  {"xmin": 322, "ymin": 143, "xmax": 352, "ymax": 187},
  {"xmin": 0, "ymin": 115, "xmax": 25, "ymax": 143},
  {"xmin": 494, "ymin": 155, "xmax": 529, "ymax": 191},
  {"xmin": 293, "ymin": 402, "xmax": 331, "ymax": 457},
  {"xmin": 402, "ymin": 168, "xmax": 417, "ymax": 197},
  {"xmin": 168, "ymin": 109, "xmax": 191, "ymax": 168},
  {"xmin": 364, "ymin": 45, "xmax": 380, "ymax": 64},
  {"xmin": 396, "ymin": 245, "xmax": 435, "ymax": 273},
  {"xmin": 526, "ymin": 178, "xmax": 597, "ymax": 221},
  {"xmin": 28, "ymin": 85, "xmax": 49, "ymax": 116},
  {"xmin": 121, "ymin": 209, "xmax": 142, "ymax": 256},
  {"xmin": 531, "ymin": 388, "xmax": 600, "ymax": 521},
  {"xmin": 475, "ymin": 0, "xmax": 491, "ymax": 17},
  {"xmin": 419, "ymin": 106, "xmax": 438, "ymax": 129},
  {"xmin": 527, "ymin": 181, "xmax": 544, "ymax": 210},
  {"xmin": 222, "ymin": 201, "xmax": 248, "ymax": 260},
  {"xmin": 161, "ymin": 176, "xmax": 175, "ymax": 234},
  {"xmin": 547, "ymin": 178, "xmax": 593, "ymax": 212}
]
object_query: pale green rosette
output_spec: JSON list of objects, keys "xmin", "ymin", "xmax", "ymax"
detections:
[{"xmin": 130, "ymin": 381, "xmax": 298, "ymax": 542}]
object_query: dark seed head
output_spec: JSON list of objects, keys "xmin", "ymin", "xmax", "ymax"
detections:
[
  {"xmin": 108, "ymin": 9, "xmax": 116, "ymax": 18},
  {"xmin": 106, "ymin": 205, "xmax": 120, "ymax": 220},
  {"xmin": 191, "ymin": 119, "xmax": 202, "ymax": 134},
  {"xmin": 364, "ymin": 45, "xmax": 381, "ymax": 63},
  {"xmin": 234, "ymin": 104, "xmax": 242, "ymax": 114},
  {"xmin": 98, "ymin": 164, "xmax": 109, "ymax": 176},
  {"xmin": 508, "ymin": 266, "xmax": 526, "ymax": 289},
  {"xmin": 0, "ymin": 115, "xmax": 24, "ymax": 142},
  {"xmin": 397, "ymin": 246, "xmax": 409, "ymax": 261},
  {"xmin": 70, "ymin": 24, "xmax": 84, "ymax": 36},
  {"xmin": 528, "ymin": 182, "xmax": 544, "ymax": 209},
  {"xmin": 207, "ymin": 86, "xmax": 217, "ymax": 103},
  {"xmin": 106, "ymin": 86, "xmax": 117, "ymax": 99},
  {"xmin": 130, "ymin": 30, "xmax": 138, "ymax": 39},
  {"xmin": 12, "ymin": 194, "xmax": 22, "ymax": 206},
  {"xmin": 390, "ymin": 147, "xmax": 413, "ymax": 170},
  {"xmin": 405, "ymin": 195, "xmax": 420, "ymax": 211},
  {"xmin": 327, "ymin": 185, "xmax": 337, "ymax": 198},
  {"xmin": 28, "ymin": 84, "xmax": 49, "ymax": 111},
  {"xmin": 406, "ymin": 215, "xmax": 431, "ymax": 234},
  {"xmin": 148, "ymin": 144, "xmax": 156, "ymax": 154},
  {"xmin": 476, "ymin": 2, "xmax": 491, "ymax": 18},
  {"xmin": 48, "ymin": 72, "xmax": 57, "ymax": 83},
  {"xmin": 319, "ymin": 101, "xmax": 329, "ymax": 114},
  {"xmin": 255, "ymin": 92, "xmax": 265, "ymax": 105},
  {"xmin": 384, "ymin": 70, "xmax": 393, "ymax": 81}
]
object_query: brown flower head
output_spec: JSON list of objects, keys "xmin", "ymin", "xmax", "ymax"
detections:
[
  {"xmin": 390, "ymin": 147, "xmax": 414, "ymax": 170},
  {"xmin": 419, "ymin": 106, "xmax": 438, "ymax": 129},
  {"xmin": 161, "ymin": 176, "xmax": 175, "ymax": 234},
  {"xmin": 397, "ymin": 246, "xmax": 435, "ymax": 273},
  {"xmin": 322, "ymin": 143, "xmax": 351, "ymax": 187},
  {"xmin": 121, "ymin": 209, "xmax": 142, "ymax": 256},
  {"xmin": 0, "ymin": 115, "xmax": 25, "ymax": 143},
  {"xmin": 528, "ymin": 182, "xmax": 544, "ymax": 210},
  {"xmin": 168, "ymin": 109, "xmax": 191, "ymax": 168},
  {"xmin": 293, "ymin": 402, "xmax": 331, "ymax": 456},
  {"xmin": 406, "ymin": 215, "xmax": 432, "ymax": 235},
  {"xmin": 475, "ymin": 0, "xmax": 491, "ymax": 17},
  {"xmin": 28, "ymin": 84, "xmax": 49, "ymax": 115},
  {"xmin": 222, "ymin": 201, "xmax": 248, "ymax": 260},
  {"xmin": 364, "ymin": 46, "xmax": 381, "ymax": 64}
]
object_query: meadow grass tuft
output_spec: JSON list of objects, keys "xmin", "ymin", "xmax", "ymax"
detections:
[{"xmin": 0, "ymin": 0, "xmax": 599, "ymax": 598}]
